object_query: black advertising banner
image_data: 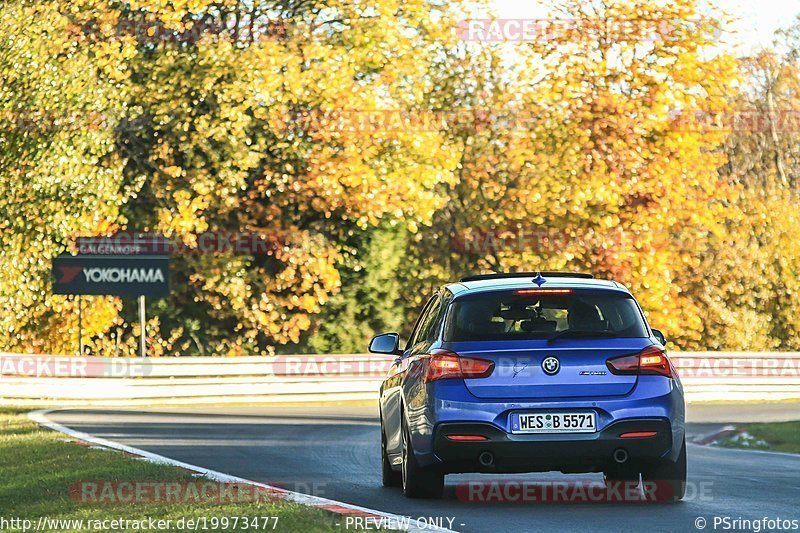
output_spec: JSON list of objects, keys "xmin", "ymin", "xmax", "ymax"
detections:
[{"xmin": 52, "ymin": 255, "xmax": 170, "ymax": 298}]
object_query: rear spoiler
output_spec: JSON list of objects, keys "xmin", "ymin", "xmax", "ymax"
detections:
[{"xmin": 460, "ymin": 272, "xmax": 593, "ymax": 283}]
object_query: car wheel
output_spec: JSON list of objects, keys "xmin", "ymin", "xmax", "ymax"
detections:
[
  {"xmin": 381, "ymin": 430, "xmax": 402, "ymax": 487},
  {"xmin": 642, "ymin": 437, "xmax": 687, "ymax": 502},
  {"xmin": 401, "ymin": 420, "xmax": 444, "ymax": 499}
]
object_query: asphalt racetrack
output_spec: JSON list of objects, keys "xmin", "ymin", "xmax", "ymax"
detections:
[{"xmin": 48, "ymin": 404, "xmax": 800, "ymax": 532}]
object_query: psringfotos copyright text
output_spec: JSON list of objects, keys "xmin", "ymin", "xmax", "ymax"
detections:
[{"xmin": 696, "ymin": 516, "xmax": 799, "ymax": 531}]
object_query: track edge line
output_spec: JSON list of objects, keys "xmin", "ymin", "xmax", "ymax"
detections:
[{"xmin": 27, "ymin": 408, "xmax": 456, "ymax": 533}]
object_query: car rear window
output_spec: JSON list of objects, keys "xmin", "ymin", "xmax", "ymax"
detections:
[{"xmin": 444, "ymin": 289, "xmax": 648, "ymax": 341}]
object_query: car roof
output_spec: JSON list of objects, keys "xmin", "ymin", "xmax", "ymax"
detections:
[{"xmin": 445, "ymin": 274, "xmax": 629, "ymax": 296}]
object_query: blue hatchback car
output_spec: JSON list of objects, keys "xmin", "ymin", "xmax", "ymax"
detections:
[{"xmin": 371, "ymin": 272, "xmax": 685, "ymax": 500}]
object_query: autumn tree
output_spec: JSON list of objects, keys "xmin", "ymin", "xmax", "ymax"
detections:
[
  {"xmin": 405, "ymin": 0, "xmax": 739, "ymax": 348},
  {"xmin": 695, "ymin": 23, "xmax": 800, "ymax": 350},
  {"xmin": 8, "ymin": 0, "xmax": 463, "ymax": 354},
  {"xmin": 3, "ymin": 0, "xmax": 799, "ymax": 355},
  {"xmin": 0, "ymin": 0, "xmax": 134, "ymax": 353}
]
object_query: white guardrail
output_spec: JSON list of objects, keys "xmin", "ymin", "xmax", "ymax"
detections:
[{"xmin": 1, "ymin": 352, "xmax": 799, "ymax": 405}]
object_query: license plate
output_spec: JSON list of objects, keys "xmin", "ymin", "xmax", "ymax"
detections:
[{"xmin": 510, "ymin": 412, "xmax": 596, "ymax": 434}]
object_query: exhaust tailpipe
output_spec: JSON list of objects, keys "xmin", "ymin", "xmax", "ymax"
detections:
[
  {"xmin": 613, "ymin": 448, "xmax": 629, "ymax": 464},
  {"xmin": 478, "ymin": 451, "xmax": 494, "ymax": 467}
]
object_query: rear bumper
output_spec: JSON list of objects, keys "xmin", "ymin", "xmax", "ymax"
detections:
[
  {"xmin": 402, "ymin": 376, "xmax": 685, "ymax": 472},
  {"xmin": 432, "ymin": 418, "xmax": 672, "ymax": 474}
]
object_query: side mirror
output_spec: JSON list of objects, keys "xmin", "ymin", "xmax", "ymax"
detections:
[
  {"xmin": 369, "ymin": 332, "xmax": 400, "ymax": 355},
  {"xmin": 652, "ymin": 329, "xmax": 667, "ymax": 346}
]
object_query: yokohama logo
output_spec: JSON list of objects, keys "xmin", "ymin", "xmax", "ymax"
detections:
[{"xmin": 83, "ymin": 267, "xmax": 165, "ymax": 284}]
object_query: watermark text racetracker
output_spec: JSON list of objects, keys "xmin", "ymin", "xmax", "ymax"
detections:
[
  {"xmin": 0, "ymin": 515, "xmax": 280, "ymax": 532},
  {"xmin": 0, "ymin": 354, "xmax": 151, "ymax": 378},
  {"xmin": 457, "ymin": 17, "xmax": 721, "ymax": 43},
  {"xmin": 268, "ymin": 356, "xmax": 390, "ymax": 378},
  {"xmin": 457, "ymin": 479, "xmax": 714, "ymax": 503},
  {"xmin": 73, "ymin": 232, "xmax": 318, "ymax": 256},
  {"xmin": 69, "ymin": 480, "xmax": 325, "ymax": 504},
  {"xmin": 0, "ymin": 354, "xmax": 391, "ymax": 379},
  {"xmin": 673, "ymin": 357, "xmax": 800, "ymax": 378}
]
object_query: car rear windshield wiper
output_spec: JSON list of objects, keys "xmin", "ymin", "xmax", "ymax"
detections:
[{"xmin": 547, "ymin": 329, "xmax": 619, "ymax": 344}]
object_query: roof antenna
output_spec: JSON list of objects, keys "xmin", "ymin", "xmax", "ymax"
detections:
[{"xmin": 533, "ymin": 272, "xmax": 547, "ymax": 287}]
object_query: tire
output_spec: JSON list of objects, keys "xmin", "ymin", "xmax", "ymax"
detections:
[
  {"xmin": 401, "ymin": 420, "xmax": 444, "ymax": 498},
  {"xmin": 642, "ymin": 437, "xmax": 687, "ymax": 502},
  {"xmin": 381, "ymin": 430, "xmax": 402, "ymax": 488}
]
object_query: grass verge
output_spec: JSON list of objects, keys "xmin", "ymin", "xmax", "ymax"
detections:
[
  {"xmin": 713, "ymin": 421, "xmax": 800, "ymax": 454},
  {"xmin": 0, "ymin": 408, "xmax": 344, "ymax": 532}
]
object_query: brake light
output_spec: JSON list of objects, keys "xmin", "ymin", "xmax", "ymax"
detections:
[
  {"xmin": 424, "ymin": 349, "xmax": 495, "ymax": 382},
  {"xmin": 606, "ymin": 345, "xmax": 673, "ymax": 378},
  {"xmin": 514, "ymin": 289, "xmax": 573, "ymax": 295}
]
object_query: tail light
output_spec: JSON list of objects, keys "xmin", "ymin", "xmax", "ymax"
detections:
[
  {"xmin": 424, "ymin": 349, "xmax": 494, "ymax": 383},
  {"xmin": 606, "ymin": 345, "xmax": 674, "ymax": 378}
]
